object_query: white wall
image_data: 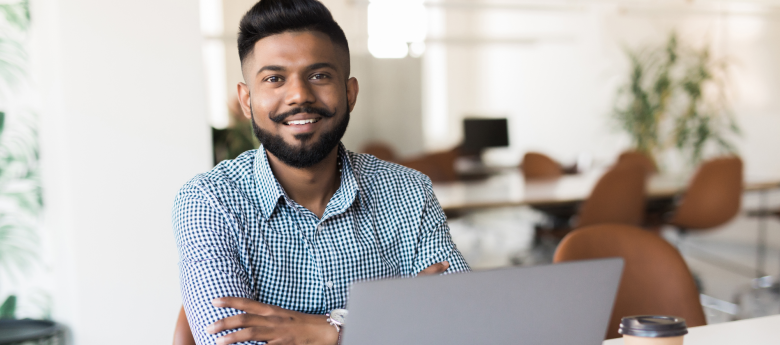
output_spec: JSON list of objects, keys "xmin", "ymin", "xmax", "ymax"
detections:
[
  {"xmin": 425, "ymin": 2, "xmax": 780, "ymax": 175},
  {"xmin": 31, "ymin": 0, "xmax": 212, "ymax": 343},
  {"xmin": 345, "ymin": 55, "xmax": 425, "ymax": 157}
]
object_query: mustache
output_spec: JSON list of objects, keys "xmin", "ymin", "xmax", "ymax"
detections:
[{"xmin": 269, "ymin": 106, "xmax": 337, "ymax": 124}]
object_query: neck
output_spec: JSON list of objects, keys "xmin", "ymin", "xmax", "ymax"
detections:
[{"xmin": 266, "ymin": 146, "xmax": 341, "ymax": 219}]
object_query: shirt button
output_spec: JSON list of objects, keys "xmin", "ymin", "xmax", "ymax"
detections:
[
  {"xmin": 317, "ymin": 224, "xmax": 323, "ymax": 232},
  {"xmin": 326, "ymin": 281, "xmax": 334, "ymax": 288}
]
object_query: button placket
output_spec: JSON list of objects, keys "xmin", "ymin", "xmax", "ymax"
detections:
[{"xmin": 318, "ymin": 221, "xmax": 336, "ymax": 297}]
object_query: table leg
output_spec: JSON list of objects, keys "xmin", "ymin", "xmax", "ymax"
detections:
[{"xmin": 757, "ymin": 189, "xmax": 768, "ymax": 278}]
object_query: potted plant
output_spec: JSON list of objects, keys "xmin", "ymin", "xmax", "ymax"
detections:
[
  {"xmin": 0, "ymin": 0, "xmax": 44, "ymax": 321},
  {"xmin": 613, "ymin": 32, "xmax": 740, "ymax": 170}
]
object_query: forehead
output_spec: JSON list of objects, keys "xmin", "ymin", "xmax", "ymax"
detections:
[{"xmin": 245, "ymin": 31, "xmax": 346, "ymax": 76}]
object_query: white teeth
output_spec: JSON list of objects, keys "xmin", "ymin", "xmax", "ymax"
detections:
[{"xmin": 286, "ymin": 118, "xmax": 320, "ymax": 125}]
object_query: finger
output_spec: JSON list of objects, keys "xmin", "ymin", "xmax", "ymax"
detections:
[
  {"xmin": 419, "ymin": 262, "xmax": 443, "ymax": 275},
  {"xmin": 215, "ymin": 326, "xmax": 275, "ymax": 345},
  {"xmin": 212, "ymin": 297, "xmax": 276, "ymax": 315},
  {"xmin": 419, "ymin": 261, "xmax": 447, "ymax": 275},
  {"xmin": 440, "ymin": 260, "xmax": 450, "ymax": 271},
  {"xmin": 419, "ymin": 261, "xmax": 450, "ymax": 276},
  {"xmin": 207, "ymin": 313, "xmax": 258, "ymax": 334}
]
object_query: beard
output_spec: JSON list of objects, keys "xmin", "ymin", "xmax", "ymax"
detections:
[{"xmin": 251, "ymin": 104, "xmax": 350, "ymax": 169}]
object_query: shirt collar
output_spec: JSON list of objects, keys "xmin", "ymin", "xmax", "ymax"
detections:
[
  {"xmin": 254, "ymin": 145, "xmax": 285, "ymax": 220},
  {"xmin": 324, "ymin": 144, "xmax": 358, "ymax": 219},
  {"xmin": 253, "ymin": 143, "xmax": 359, "ymax": 220}
]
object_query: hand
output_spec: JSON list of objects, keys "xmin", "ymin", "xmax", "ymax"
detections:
[
  {"xmin": 418, "ymin": 261, "xmax": 449, "ymax": 276},
  {"xmin": 206, "ymin": 297, "xmax": 339, "ymax": 345}
]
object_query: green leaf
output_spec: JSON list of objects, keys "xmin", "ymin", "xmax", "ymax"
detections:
[
  {"xmin": 0, "ymin": 295, "xmax": 16, "ymax": 319},
  {"xmin": 613, "ymin": 30, "xmax": 742, "ymax": 167},
  {"xmin": 0, "ymin": 1, "xmax": 40, "ymax": 286},
  {"xmin": 0, "ymin": 2, "xmax": 30, "ymax": 32}
]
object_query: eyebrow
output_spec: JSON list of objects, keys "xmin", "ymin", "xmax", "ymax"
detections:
[
  {"xmin": 256, "ymin": 65, "xmax": 285, "ymax": 76},
  {"xmin": 255, "ymin": 62, "xmax": 339, "ymax": 76},
  {"xmin": 307, "ymin": 62, "xmax": 338, "ymax": 71}
]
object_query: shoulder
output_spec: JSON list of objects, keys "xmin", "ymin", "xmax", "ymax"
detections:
[
  {"xmin": 175, "ymin": 150, "xmax": 257, "ymax": 204},
  {"xmin": 348, "ymin": 150, "xmax": 433, "ymax": 195}
]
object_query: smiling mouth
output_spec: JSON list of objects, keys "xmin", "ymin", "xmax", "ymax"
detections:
[{"xmin": 284, "ymin": 118, "xmax": 321, "ymax": 126}]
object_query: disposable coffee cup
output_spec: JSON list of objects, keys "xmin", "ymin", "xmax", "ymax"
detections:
[{"xmin": 619, "ymin": 315, "xmax": 688, "ymax": 345}]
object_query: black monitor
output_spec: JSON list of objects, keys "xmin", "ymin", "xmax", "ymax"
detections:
[{"xmin": 462, "ymin": 118, "xmax": 509, "ymax": 154}]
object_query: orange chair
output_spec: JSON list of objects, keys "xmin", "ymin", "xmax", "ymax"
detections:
[
  {"xmin": 554, "ymin": 224, "xmax": 706, "ymax": 340},
  {"xmin": 174, "ymin": 305, "xmax": 195, "ymax": 345},
  {"xmin": 534, "ymin": 163, "xmax": 646, "ymax": 245},
  {"xmin": 521, "ymin": 152, "xmax": 562, "ymax": 180},
  {"xmin": 667, "ymin": 156, "xmax": 743, "ymax": 231},
  {"xmin": 576, "ymin": 163, "xmax": 647, "ymax": 228},
  {"xmin": 617, "ymin": 150, "xmax": 657, "ymax": 174},
  {"xmin": 361, "ymin": 142, "xmax": 397, "ymax": 162},
  {"xmin": 399, "ymin": 148, "xmax": 460, "ymax": 183}
]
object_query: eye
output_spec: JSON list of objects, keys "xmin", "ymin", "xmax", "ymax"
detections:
[
  {"xmin": 310, "ymin": 73, "xmax": 329, "ymax": 80},
  {"xmin": 264, "ymin": 75, "xmax": 283, "ymax": 83}
]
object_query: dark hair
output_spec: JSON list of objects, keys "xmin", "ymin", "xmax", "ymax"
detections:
[{"xmin": 238, "ymin": 0, "xmax": 350, "ymax": 74}]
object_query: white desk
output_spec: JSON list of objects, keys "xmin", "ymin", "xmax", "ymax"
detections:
[
  {"xmin": 602, "ymin": 315, "xmax": 780, "ymax": 345},
  {"xmin": 433, "ymin": 169, "xmax": 780, "ymax": 212}
]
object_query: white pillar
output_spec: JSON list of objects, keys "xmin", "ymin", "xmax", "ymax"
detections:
[{"xmin": 30, "ymin": 0, "xmax": 212, "ymax": 343}]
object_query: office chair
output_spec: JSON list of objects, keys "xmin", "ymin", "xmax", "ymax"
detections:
[
  {"xmin": 667, "ymin": 156, "xmax": 743, "ymax": 231},
  {"xmin": 399, "ymin": 149, "xmax": 460, "ymax": 182},
  {"xmin": 533, "ymin": 162, "xmax": 646, "ymax": 250},
  {"xmin": 575, "ymin": 162, "xmax": 647, "ymax": 228},
  {"xmin": 521, "ymin": 152, "xmax": 562, "ymax": 180},
  {"xmin": 173, "ymin": 305, "xmax": 195, "ymax": 345},
  {"xmin": 617, "ymin": 150, "xmax": 658, "ymax": 174},
  {"xmin": 553, "ymin": 224, "xmax": 706, "ymax": 339},
  {"xmin": 665, "ymin": 156, "xmax": 744, "ymax": 276}
]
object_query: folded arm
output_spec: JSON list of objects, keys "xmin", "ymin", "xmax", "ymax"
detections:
[
  {"xmin": 174, "ymin": 185, "xmax": 260, "ymax": 344},
  {"xmin": 174, "ymin": 185, "xmax": 340, "ymax": 345}
]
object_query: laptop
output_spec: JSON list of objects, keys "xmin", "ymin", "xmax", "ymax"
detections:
[{"xmin": 342, "ymin": 258, "xmax": 623, "ymax": 345}]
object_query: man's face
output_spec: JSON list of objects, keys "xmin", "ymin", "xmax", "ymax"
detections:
[{"xmin": 237, "ymin": 30, "xmax": 358, "ymax": 168}]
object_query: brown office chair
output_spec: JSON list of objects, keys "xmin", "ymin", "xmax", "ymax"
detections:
[
  {"xmin": 521, "ymin": 152, "xmax": 562, "ymax": 180},
  {"xmin": 399, "ymin": 149, "xmax": 459, "ymax": 182},
  {"xmin": 553, "ymin": 224, "xmax": 706, "ymax": 340},
  {"xmin": 667, "ymin": 156, "xmax": 743, "ymax": 231},
  {"xmin": 575, "ymin": 163, "xmax": 647, "ymax": 228},
  {"xmin": 361, "ymin": 142, "xmax": 397, "ymax": 162},
  {"xmin": 617, "ymin": 150, "xmax": 657, "ymax": 174},
  {"xmin": 174, "ymin": 305, "xmax": 196, "ymax": 345}
]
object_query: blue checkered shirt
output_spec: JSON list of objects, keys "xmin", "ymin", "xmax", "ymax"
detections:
[{"xmin": 173, "ymin": 144, "xmax": 470, "ymax": 344}]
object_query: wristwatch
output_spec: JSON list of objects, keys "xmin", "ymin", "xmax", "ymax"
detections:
[{"xmin": 326, "ymin": 308, "xmax": 348, "ymax": 332}]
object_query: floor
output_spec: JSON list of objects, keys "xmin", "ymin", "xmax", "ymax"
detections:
[{"xmin": 446, "ymin": 190, "xmax": 780, "ymax": 324}]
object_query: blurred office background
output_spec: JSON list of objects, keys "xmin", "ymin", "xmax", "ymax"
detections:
[{"xmin": 0, "ymin": 0, "xmax": 779, "ymax": 344}]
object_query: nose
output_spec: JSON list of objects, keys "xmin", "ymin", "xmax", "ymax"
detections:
[{"xmin": 284, "ymin": 75, "xmax": 316, "ymax": 106}]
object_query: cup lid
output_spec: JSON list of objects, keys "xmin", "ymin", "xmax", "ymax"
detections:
[{"xmin": 619, "ymin": 315, "xmax": 688, "ymax": 338}]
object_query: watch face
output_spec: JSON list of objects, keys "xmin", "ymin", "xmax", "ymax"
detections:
[{"xmin": 330, "ymin": 309, "xmax": 348, "ymax": 325}]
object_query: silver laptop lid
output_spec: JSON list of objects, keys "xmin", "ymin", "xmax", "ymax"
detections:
[{"xmin": 343, "ymin": 258, "xmax": 623, "ymax": 345}]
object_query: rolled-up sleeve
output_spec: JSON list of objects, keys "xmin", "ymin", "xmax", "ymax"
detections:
[
  {"xmin": 412, "ymin": 179, "xmax": 471, "ymax": 275},
  {"xmin": 173, "ymin": 181, "xmax": 261, "ymax": 345}
]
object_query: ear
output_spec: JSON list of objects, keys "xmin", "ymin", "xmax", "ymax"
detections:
[
  {"xmin": 346, "ymin": 77, "xmax": 359, "ymax": 113},
  {"xmin": 237, "ymin": 82, "xmax": 252, "ymax": 120}
]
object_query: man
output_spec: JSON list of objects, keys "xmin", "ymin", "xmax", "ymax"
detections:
[{"xmin": 173, "ymin": 0, "xmax": 470, "ymax": 344}]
